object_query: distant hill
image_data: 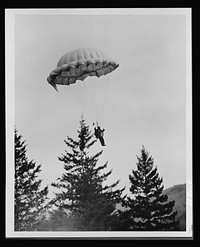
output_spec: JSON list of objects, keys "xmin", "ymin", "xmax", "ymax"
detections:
[{"xmin": 163, "ymin": 183, "xmax": 186, "ymax": 231}]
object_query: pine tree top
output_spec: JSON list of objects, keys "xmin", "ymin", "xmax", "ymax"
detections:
[
  {"xmin": 118, "ymin": 146, "xmax": 179, "ymax": 231},
  {"xmin": 51, "ymin": 117, "xmax": 125, "ymax": 230},
  {"xmin": 15, "ymin": 128, "xmax": 49, "ymax": 231}
]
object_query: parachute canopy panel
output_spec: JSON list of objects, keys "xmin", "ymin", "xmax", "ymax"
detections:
[{"xmin": 47, "ymin": 48, "xmax": 119, "ymax": 90}]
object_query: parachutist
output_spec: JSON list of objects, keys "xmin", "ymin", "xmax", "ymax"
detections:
[
  {"xmin": 47, "ymin": 48, "xmax": 118, "ymax": 149},
  {"xmin": 94, "ymin": 124, "xmax": 106, "ymax": 146}
]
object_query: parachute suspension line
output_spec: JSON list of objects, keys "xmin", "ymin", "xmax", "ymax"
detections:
[
  {"xmin": 64, "ymin": 84, "xmax": 81, "ymax": 114},
  {"xmin": 68, "ymin": 83, "xmax": 92, "ymax": 124},
  {"xmin": 47, "ymin": 48, "xmax": 119, "ymax": 127},
  {"xmin": 85, "ymin": 78, "xmax": 98, "ymax": 124},
  {"xmin": 94, "ymin": 76, "xmax": 101, "ymax": 123},
  {"xmin": 82, "ymin": 76, "xmax": 103, "ymax": 125},
  {"xmin": 92, "ymin": 75, "xmax": 102, "ymax": 126},
  {"xmin": 96, "ymin": 76, "xmax": 103, "ymax": 125},
  {"xmin": 102, "ymin": 75, "xmax": 110, "ymax": 123},
  {"xmin": 98, "ymin": 74, "xmax": 111, "ymax": 126},
  {"xmin": 93, "ymin": 76, "xmax": 102, "ymax": 125},
  {"xmin": 89, "ymin": 77, "xmax": 98, "ymax": 122},
  {"xmin": 78, "ymin": 80, "xmax": 94, "ymax": 124},
  {"xmin": 91, "ymin": 76, "xmax": 99, "ymax": 122},
  {"xmin": 105, "ymin": 75, "xmax": 111, "ymax": 122}
]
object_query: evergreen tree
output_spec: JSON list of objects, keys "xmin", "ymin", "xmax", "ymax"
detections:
[
  {"xmin": 51, "ymin": 117, "xmax": 124, "ymax": 231},
  {"xmin": 118, "ymin": 146, "xmax": 179, "ymax": 231},
  {"xmin": 15, "ymin": 128, "xmax": 49, "ymax": 231}
]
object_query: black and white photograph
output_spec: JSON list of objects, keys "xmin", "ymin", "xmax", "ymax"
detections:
[{"xmin": 5, "ymin": 8, "xmax": 192, "ymax": 239}]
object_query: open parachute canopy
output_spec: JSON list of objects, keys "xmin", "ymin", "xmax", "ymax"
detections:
[{"xmin": 47, "ymin": 48, "xmax": 119, "ymax": 91}]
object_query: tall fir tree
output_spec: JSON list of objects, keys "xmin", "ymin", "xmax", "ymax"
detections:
[
  {"xmin": 51, "ymin": 117, "xmax": 125, "ymax": 231},
  {"xmin": 118, "ymin": 146, "xmax": 179, "ymax": 231},
  {"xmin": 15, "ymin": 128, "xmax": 49, "ymax": 231}
]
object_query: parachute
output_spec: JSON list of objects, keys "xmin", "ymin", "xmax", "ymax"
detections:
[{"xmin": 47, "ymin": 48, "xmax": 119, "ymax": 91}]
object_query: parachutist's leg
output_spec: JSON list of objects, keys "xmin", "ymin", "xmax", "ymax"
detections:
[{"xmin": 99, "ymin": 136, "xmax": 106, "ymax": 146}]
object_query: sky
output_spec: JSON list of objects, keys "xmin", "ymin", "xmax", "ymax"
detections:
[{"xmin": 12, "ymin": 9, "xmax": 191, "ymax": 197}]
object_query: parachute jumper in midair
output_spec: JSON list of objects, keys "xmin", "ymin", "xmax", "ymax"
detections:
[
  {"xmin": 47, "ymin": 48, "xmax": 119, "ymax": 147},
  {"xmin": 47, "ymin": 47, "xmax": 119, "ymax": 91}
]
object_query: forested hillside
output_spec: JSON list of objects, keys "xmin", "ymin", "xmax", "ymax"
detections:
[{"xmin": 164, "ymin": 184, "xmax": 186, "ymax": 231}]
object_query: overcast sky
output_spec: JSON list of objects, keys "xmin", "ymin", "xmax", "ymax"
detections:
[{"xmin": 13, "ymin": 9, "xmax": 191, "ymax": 196}]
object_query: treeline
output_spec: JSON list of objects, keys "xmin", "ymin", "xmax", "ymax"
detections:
[{"xmin": 14, "ymin": 118, "xmax": 180, "ymax": 231}]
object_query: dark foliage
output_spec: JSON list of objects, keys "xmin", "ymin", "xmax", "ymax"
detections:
[
  {"xmin": 117, "ymin": 146, "xmax": 180, "ymax": 231},
  {"xmin": 14, "ymin": 128, "xmax": 49, "ymax": 231},
  {"xmin": 51, "ymin": 117, "xmax": 125, "ymax": 231}
]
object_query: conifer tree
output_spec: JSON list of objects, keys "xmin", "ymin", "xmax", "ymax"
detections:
[
  {"xmin": 15, "ymin": 128, "xmax": 49, "ymax": 231},
  {"xmin": 118, "ymin": 146, "xmax": 179, "ymax": 231},
  {"xmin": 51, "ymin": 117, "xmax": 124, "ymax": 231}
]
